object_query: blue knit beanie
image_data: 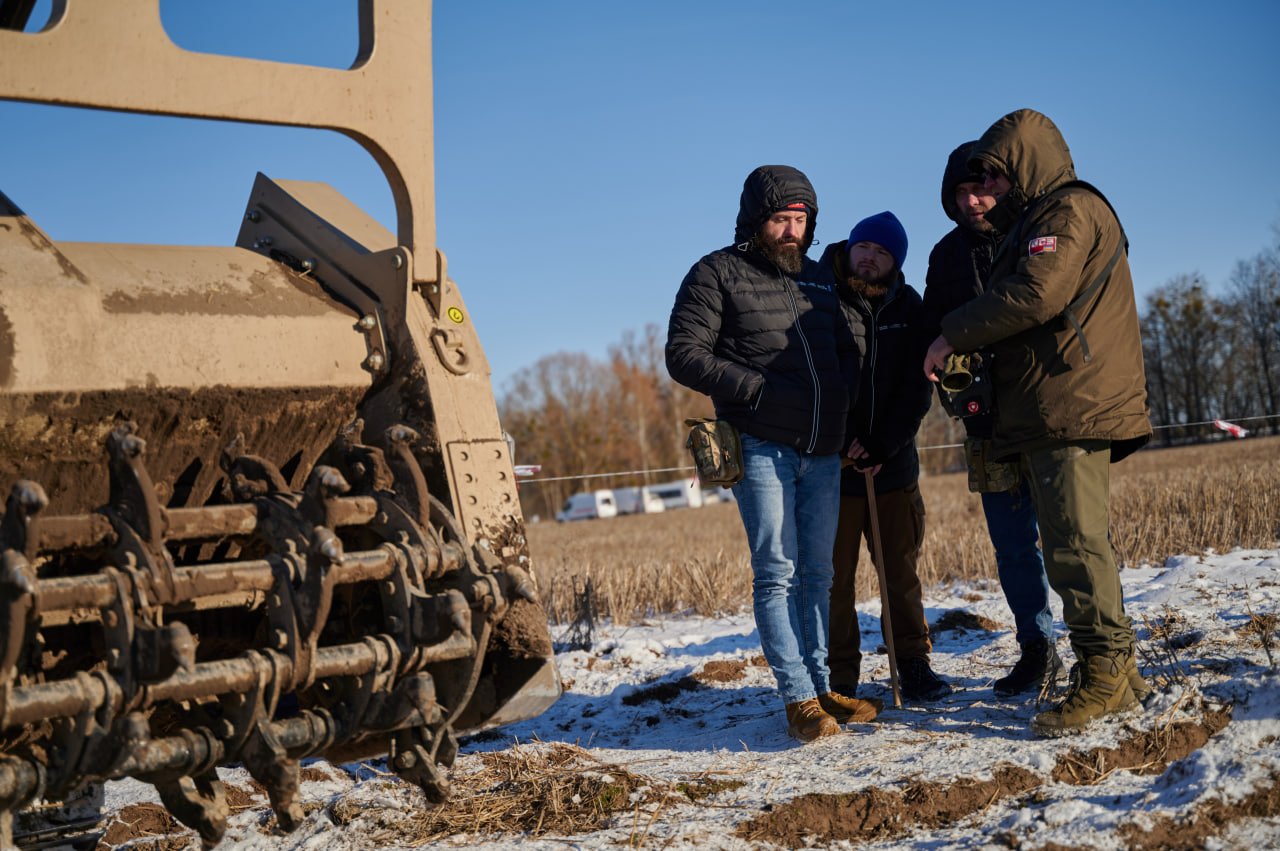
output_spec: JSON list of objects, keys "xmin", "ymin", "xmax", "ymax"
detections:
[{"xmin": 848, "ymin": 211, "xmax": 908, "ymax": 270}]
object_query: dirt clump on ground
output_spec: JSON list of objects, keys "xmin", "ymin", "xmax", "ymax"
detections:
[
  {"xmin": 741, "ymin": 705, "xmax": 1235, "ymax": 846},
  {"xmin": 97, "ymin": 802, "xmax": 191, "ymax": 849},
  {"xmin": 933, "ymin": 610, "xmax": 1003, "ymax": 633},
  {"xmin": 694, "ymin": 655, "xmax": 768, "ymax": 684},
  {"xmin": 1051, "ymin": 709, "xmax": 1232, "ymax": 784},
  {"xmin": 224, "ymin": 782, "xmax": 261, "ymax": 812},
  {"xmin": 1118, "ymin": 773, "xmax": 1280, "ymax": 850},
  {"xmin": 299, "ymin": 764, "xmax": 337, "ymax": 784},
  {"xmin": 738, "ymin": 764, "xmax": 1040, "ymax": 844},
  {"xmin": 622, "ymin": 676, "xmax": 701, "ymax": 705}
]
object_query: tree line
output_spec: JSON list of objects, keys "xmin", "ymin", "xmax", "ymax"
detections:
[
  {"xmin": 500, "ymin": 232, "xmax": 1280, "ymax": 520},
  {"xmin": 1142, "ymin": 234, "xmax": 1280, "ymax": 443}
]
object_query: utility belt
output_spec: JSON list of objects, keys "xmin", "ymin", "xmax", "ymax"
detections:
[{"xmin": 964, "ymin": 437, "xmax": 1020, "ymax": 494}]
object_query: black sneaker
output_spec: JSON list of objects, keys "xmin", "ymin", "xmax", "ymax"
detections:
[
  {"xmin": 994, "ymin": 638, "xmax": 1065, "ymax": 698},
  {"xmin": 898, "ymin": 656, "xmax": 953, "ymax": 701}
]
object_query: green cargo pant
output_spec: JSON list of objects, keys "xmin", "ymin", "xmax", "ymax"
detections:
[{"xmin": 1021, "ymin": 439, "xmax": 1134, "ymax": 659}]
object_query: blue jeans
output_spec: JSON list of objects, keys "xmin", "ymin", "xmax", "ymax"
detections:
[
  {"xmin": 981, "ymin": 477, "xmax": 1053, "ymax": 646},
  {"xmin": 733, "ymin": 434, "xmax": 840, "ymax": 704}
]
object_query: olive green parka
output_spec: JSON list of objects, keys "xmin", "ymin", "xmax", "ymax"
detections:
[{"xmin": 939, "ymin": 109, "xmax": 1151, "ymax": 461}]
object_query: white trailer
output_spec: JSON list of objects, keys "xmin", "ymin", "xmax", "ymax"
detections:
[
  {"xmin": 614, "ymin": 485, "xmax": 667, "ymax": 515},
  {"xmin": 648, "ymin": 477, "xmax": 704, "ymax": 510},
  {"xmin": 555, "ymin": 489, "xmax": 619, "ymax": 522}
]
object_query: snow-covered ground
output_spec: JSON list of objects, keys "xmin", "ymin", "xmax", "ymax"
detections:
[{"xmin": 105, "ymin": 548, "xmax": 1280, "ymax": 849}]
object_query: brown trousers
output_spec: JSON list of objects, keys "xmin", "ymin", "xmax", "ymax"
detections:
[{"xmin": 829, "ymin": 483, "xmax": 930, "ymax": 688}]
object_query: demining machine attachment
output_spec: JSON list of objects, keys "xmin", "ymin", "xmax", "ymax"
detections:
[{"xmin": 0, "ymin": 1, "xmax": 560, "ymax": 847}]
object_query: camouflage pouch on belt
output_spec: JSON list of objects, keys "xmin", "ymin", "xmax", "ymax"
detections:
[
  {"xmin": 684, "ymin": 418, "xmax": 744, "ymax": 487},
  {"xmin": 964, "ymin": 437, "xmax": 1020, "ymax": 494}
]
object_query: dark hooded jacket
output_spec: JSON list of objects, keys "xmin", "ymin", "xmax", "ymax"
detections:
[
  {"xmin": 666, "ymin": 166, "xmax": 857, "ymax": 455},
  {"xmin": 922, "ymin": 141, "xmax": 1000, "ymax": 439},
  {"xmin": 820, "ymin": 240, "xmax": 932, "ymax": 495},
  {"xmin": 939, "ymin": 110, "xmax": 1151, "ymax": 460}
]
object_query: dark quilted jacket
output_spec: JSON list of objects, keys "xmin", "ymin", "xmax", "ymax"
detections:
[
  {"xmin": 821, "ymin": 241, "xmax": 932, "ymax": 496},
  {"xmin": 666, "ymin": 166, "xmax": 858, "ymax": 455},
  {"xmin": 922, "ymin": 141, "xmax": 1000, "ymax": 439}
]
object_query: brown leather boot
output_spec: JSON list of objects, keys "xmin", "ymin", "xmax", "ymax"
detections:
[
  {"xmin": 1031, "ymin": 653, "xmax": 1137, "ymax": 737},
  {"xmin": 818, "ymin": 691, "xmax": 882, "ymax": 723},
  {"xmin": 1124, "ymin": 654, "xmax": 1153, "ymax": 703},
  {"xmin": 784, "ymin": 698, "xmax": 841, "ymax": 742}
]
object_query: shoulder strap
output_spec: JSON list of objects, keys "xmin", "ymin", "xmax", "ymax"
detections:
[
  {"xmin": 1062, "ymin": 238, "xmax": 1125, "ymax": 363},
  {"xmin": 1056, "ymin": 181, "xmax": 1127, "ymax": 364}
]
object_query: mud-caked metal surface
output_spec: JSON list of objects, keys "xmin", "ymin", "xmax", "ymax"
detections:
[{"xmin": 0, "ymin": 1, "xmax": 559, "ymax": 848}]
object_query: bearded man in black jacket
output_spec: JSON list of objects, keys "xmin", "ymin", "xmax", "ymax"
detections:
[
  {"xmin": 820, "ymin": 211, "xmax": 948, "ymax": 702},
  {"xmin": 666, "ymin": 165, "xmax": 879, "ymax": 742},
  {"xmin": 921, "ymin": 142, "xmax": 1062, "ymax": 698}
]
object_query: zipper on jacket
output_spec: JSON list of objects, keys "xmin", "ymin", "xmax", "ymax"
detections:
[
  {"xmin": 780, "ymin": 270, "xmax": 821, "ymax": 454},
  {"xmin": 865, "ymin": 296, "xmax": 880, "ymax": 437},
  {"xmin": 856, "ymin": 282, "xmax": 903, "ymax": 440}
]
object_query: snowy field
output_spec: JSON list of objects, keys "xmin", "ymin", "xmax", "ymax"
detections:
[{"xmin": 102, "ymin": 548, "xmax": 1280, "ymax": 850}]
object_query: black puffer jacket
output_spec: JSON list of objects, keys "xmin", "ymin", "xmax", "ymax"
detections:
[
  {"xmin": 922, "ymin": 141, "xmax": 1000, "ymax": 439},
  {"xmin": 821, "ymin": 241, "xmax": 932, "ymax": 495},
  {"xmin": 666, "ymin": 166, "xmax": 858, "ymax": 456}
]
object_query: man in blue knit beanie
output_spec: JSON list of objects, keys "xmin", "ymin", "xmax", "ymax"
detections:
[
  {"xmin": 848, "ymin": 211, "xmax": 909, "ymax": 277},
  {"xmin": 819, "ymin": 210, "xmax": 951, "ymax": 703}
]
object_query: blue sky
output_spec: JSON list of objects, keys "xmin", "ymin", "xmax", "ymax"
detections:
[{"xmin": 3, "ymin": 1, "xmax": 1278, "ymax": 394}]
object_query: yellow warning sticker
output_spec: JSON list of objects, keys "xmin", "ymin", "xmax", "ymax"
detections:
[{"xmin": 447, "ymin": 307, "xmax": 465, "ymax": 324}]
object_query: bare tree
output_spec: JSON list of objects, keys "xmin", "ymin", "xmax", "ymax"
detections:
[
  {"xmin": 499, "ymin": 327, "xmax": 711, "ymax": 521},
  {"xmin": 1227, "ymin": 247, "xmax": 1280, "ymax": 434},
  {"xmin": 1141, "ymin": 293, "xmax": 1177, "ymax": 445},
  {"xmin": 500, "ymin": 352, "xmax": 620, "ymax": 520},
  {"xmin": 1143, "ymin": 275, "xmax": 1223, "ymax": 440}
]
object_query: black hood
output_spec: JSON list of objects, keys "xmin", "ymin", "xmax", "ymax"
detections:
[
  {"xmin": 940, "ymin": 140, "xmax": 984, "ymax": 225},
  {"xmin": 733, "ymin": 165, "xmax": 819, "ymax": 250}
]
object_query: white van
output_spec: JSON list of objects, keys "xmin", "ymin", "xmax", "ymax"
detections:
[
  {"xmin": 648, "ymin": 477, "xmax": 704, "ymax": 510},
  {"xmin": 555, "ymin": 489, "xmax": 619, "ymax": 522},
  {"xmin": 614, "ymin": 485, "xmax": 667, "ymax": 515}
]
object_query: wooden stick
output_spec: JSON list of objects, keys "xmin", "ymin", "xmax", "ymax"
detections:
[{"xmin": 864, "ymin": 469, "xmax": 902, "ymax": 708}]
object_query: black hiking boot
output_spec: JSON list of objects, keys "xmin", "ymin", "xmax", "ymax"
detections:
[
  {"xmin": 899, "ymin": 656, "xmax": 953, "ymax": 701},
  {"xmin": 994, "ymin": 638, "xmax": 1065, "ymax": 698}
]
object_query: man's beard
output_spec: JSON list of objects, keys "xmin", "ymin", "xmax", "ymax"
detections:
[
  {"xmin": 845, "ymin": 269, "xmax": 895, "ymax": 299},
  {"xmin": 964, "ymin": 213, "xmax": 995, "ymax": 234},
  {"xmin": 757, "ymin": 233, "xmax": 805, "ymax": 275}
]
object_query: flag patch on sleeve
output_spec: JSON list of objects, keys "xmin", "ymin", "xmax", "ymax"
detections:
[{"xmin": 1028, "ymin": 236, "xmax": 1057, "ymax": 256}]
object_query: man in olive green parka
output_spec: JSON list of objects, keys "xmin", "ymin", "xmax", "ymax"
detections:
[{"xmin": 922, "ymin": 108, "xmax": 1153, "ymax": 736}]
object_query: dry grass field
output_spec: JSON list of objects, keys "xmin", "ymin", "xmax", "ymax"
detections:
[{"xmin": 527, "ymin": 435, "xmax": 1280, "ymax": 626}]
